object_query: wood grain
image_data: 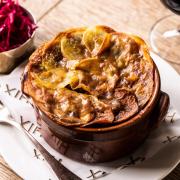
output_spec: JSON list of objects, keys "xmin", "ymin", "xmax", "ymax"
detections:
[
  {"xmin": 19, "ymin": 0, "xmax": 62, "ymax": 21},
  {"xmin": 38, "ymin": 0, "xmax": 170, "ymax": 40},
  {"xmin": 0, "ymin": 156, "xmax": 22, "ymax": 180},
  {"xmin": 0, "ymin": 0, "xmax": 180, "ymax": 179}
]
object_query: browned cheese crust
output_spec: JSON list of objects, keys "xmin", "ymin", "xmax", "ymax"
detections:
[{"xmin": 22, "ymin": 26, "xmax": 154, "ymax": 127}]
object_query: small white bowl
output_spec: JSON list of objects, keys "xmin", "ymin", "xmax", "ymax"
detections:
[{"xmin": 0, "ymin": 6, "xmax": 36, "ymax": 74}]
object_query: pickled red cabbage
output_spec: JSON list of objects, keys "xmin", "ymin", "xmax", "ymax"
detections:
[{"xmin": 0, "ymin": 0, "xmax": 37, "ymax": 52}]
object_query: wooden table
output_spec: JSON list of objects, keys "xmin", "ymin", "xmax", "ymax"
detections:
[{"xmin": 0, "ymin": 0, "xmax": 179, "ymax": 179}]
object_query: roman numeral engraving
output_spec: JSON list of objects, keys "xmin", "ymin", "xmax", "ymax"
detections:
[
  {"xmin": 32, "ymin": 126, "xmax": 41, "ymax": 134},
  {"xmin": 87, "ymin": 170, "xmax": 109, "ymax": 179},
  {"xmin": 121, "ymin": 155, "xmax": 146, "ymax": 169},
  {"xmin": 4, "ymin": 84, "xmax": 16, "ymax": 96},
  {"xmin": 20, "ymin": 116, "xmax": 41, "ymax": 137},
  {"xmin": 164, "ymin": 112, "xmax": 176, "ymax": 123},
  {"xmin": 14, "ymin": 90, "xmax": 21, "ymax": 98},
  {"xmin": 18, "ymin": 94, "xmax": 29, "ymax": 103},
  {"xmin": 4, "ymin": 84, "xmax": 30, "ymax": 104},
  {"xmin": 162, "ymin": 135, "xmax": 180, "ymax": 144},
  {"xmin": 33, "ymin": 149, "xmax": 44, "ymax": 160},
  {"xmin": 27, "ymin": 123, "xmax": 34, "ymax": 132},
  {"xmin": 20, "ymin": 115, "xmax": 31, "ymax": 127}
]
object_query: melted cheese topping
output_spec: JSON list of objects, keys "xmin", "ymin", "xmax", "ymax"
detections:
[{"xmin": 23, "ymin": 26, "xmax": 154, "ymax": 127}]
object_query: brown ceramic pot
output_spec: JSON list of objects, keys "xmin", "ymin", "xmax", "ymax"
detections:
[{"xmin": 32, "ymin": 64, "xmax": 169, "ymax": 163}]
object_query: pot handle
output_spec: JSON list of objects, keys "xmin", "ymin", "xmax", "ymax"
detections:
[{"xmin": 150, "ymin": 91, "xmax": 170, "ymax": 129}]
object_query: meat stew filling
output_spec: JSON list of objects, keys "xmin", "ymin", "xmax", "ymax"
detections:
[{"xmin": 22, "ymin": 26, "xmax": 154, "ymax": 127}]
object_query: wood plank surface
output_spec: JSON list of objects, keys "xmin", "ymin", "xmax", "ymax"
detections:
[
  {"xmin": 0, "ymin": 156, "xmax": 22, "ymax": 180},
  {"xmin": 0, "ymin": 0, "xmax": 180, "ymax": 179},
  {"xmin": 38, "ymin": 0, "xmax": 170, "ymax": 40},
  {"xmin": 19, "ymin": 0, "xmax": 62, "ymax": 21}
]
